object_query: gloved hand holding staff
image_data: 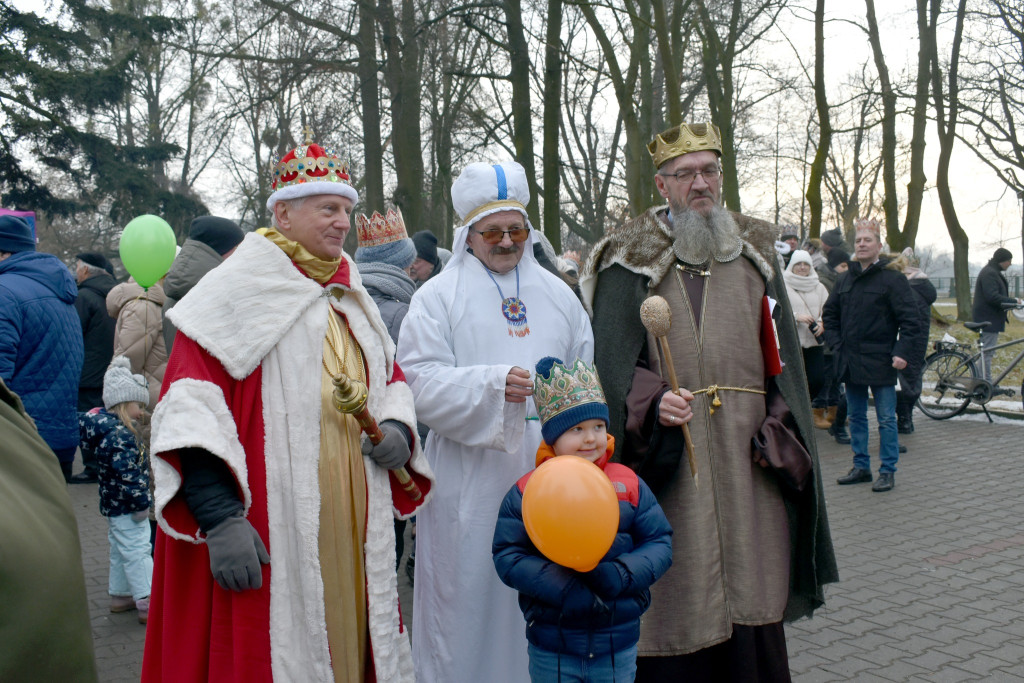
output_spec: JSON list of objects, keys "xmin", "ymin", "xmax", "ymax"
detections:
[{"xmin": 331, "ymin": 372, "xmax": 423, "ymax": 501}]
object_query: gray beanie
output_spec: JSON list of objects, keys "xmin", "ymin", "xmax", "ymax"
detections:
[{"xmin": 102, "ymin": 356, "xmax": 150, "ymax": 409}]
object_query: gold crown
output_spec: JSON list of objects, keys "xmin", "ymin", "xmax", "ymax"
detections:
[
  {"xmin": 356, "ymin": 208, "xmax": 408, "ymax": 248},
  {"xmin": 647, "ymin": 122, "xmax": 723, "ymax": 168},
  {"xmin": 534, "ymin": 358, "xmax": 606, "ymax": 425}
]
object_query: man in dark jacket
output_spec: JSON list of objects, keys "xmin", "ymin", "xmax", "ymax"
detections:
[
  {"xmin": 410, "ymin": 229, "xmax": 443, "ymax": 285},
  {"xmin": 971, "ymin": 247, "xmax": 1021, "ymax": 380},
  {"xmin": 823, "ymin": 220, "xmax": 927, "ymax": 493},
  {"xmin": 161, "ymin": 215, "xmax": 244, "ymax": 352},
  {"xmin": 71, "ymin": 252, "xmax": 118, "ymax": 482},
  {"xmin": 0, "ymin": 215, "xmax": 85, "ymax": 480}
]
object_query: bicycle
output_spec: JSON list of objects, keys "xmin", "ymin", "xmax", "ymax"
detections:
[{"xmin": 917, "ymin": 302, "xmax": 1024, "ymax": 420}]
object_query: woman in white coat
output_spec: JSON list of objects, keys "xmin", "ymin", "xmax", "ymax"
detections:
[{"xmin": 784, "ymin": 249, "xmax": 830, "ymax": 428}]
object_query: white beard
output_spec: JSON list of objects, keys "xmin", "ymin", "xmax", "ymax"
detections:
[{"xmin": 671, "ymin": 204, "xmax": 743, "ymax": 266}]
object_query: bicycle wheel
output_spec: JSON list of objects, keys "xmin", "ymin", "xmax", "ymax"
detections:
[{"xmin": 917, "ymin": 350, "xmax": 977, "ymax": 419}]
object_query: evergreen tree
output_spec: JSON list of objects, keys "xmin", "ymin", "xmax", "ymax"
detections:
[{"xmin": 0, "ymin": 0, "xmax": 206, "ymax": 231}]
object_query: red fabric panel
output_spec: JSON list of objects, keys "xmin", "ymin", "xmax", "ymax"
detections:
[{"xmin": 142, "ymin": 334, "xmax": 272, "ymax": 682}]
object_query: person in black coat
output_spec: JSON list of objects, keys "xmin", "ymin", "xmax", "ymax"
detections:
[
  {"xmin": 971, "ymin": 247, "xmax": 1021, "ymax": 380},
  {"xmin": 893, "ymin": 249, "xmax": 937, "ymax": 434},
  {"xmin": 823, "ymin": 221, "xmax": 927, "ymax": 493},
  {"xmin": 72, "ymin": 252, "xmax": 118, "ymax": 483}
]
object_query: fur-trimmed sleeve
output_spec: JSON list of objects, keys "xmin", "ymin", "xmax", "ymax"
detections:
[{"xmin": 151, "ymin": 335, "xmax": 253, "ymax": 541}]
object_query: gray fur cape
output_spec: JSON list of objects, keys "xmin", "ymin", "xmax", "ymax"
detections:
[{"xmin": 581, "ymin": 206, "xmax": 838, "ymax": 622}]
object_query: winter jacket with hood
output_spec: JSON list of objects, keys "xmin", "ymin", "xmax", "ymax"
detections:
[
  {"xmin": 0, "ymin": 251, "xmax": 84, "ymax": 453},
  {"xmin": 107, "ymin": 280, "xmax": 168, "ymax": 408},
  {"xmin": 823, "ymin": 256, "xmax": 928, "ymax": 387},
  {"xmin": 492, "ymin": 437, "xmax": 673, "ymax": 658},
  {"xmin": 161, "ymin": 238, "xmax": 224, "ymax": 351},
  {"xmin": 74, "ymin": 272, "xmax": 117, "ymax": 391}
]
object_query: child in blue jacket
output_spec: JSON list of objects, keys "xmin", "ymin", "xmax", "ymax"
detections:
[
  {"xmin": 493, "ymin": 357, "xmax": 673, "ymax": 682},
  {"xmin": 79, "ymin": 356, "xmax": 152, "ymax": 625}
]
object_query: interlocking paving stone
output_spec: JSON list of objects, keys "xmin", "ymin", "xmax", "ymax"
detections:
[{"xmin": 66, "ymin": 411, "xmax": 1024, "ymax": 681}]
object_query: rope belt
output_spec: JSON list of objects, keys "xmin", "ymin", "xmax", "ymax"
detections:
[{"xmin": 691, "ymin": 384, "xmax": 767, "ymax": 415}]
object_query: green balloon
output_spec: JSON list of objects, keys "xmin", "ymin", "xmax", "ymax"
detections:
[{"xmin": 119, "ymin": 215, "xmax": 177, "ymax": 288}]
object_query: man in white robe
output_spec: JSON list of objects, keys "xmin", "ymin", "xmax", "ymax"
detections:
[{"xmin": 398, "ymin": 161, "xmax": 594, "ymax": 683}]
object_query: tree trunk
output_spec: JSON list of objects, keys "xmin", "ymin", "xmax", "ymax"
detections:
[
  {"xmin": 806, "ymin": 0, "xmax": 830, "ymax": 238},
  {"xmin": 357, "ymin": 0, "xmax": 384, "ymax": 212},
  {"xmin": 929, "ymin": 0, "xmax": 971, "ymax": 319},
  {"xmin": 542, "ymin": 0, "xmax": 563, "ymax": 250},
  {"xmin": 697, "ymin": 0, "xmax": 741, "ymax": 212},
  {"xmin": 379, "ymin": 0, "xmax": 425, "ymax": 229},
  {"xmin": 903, "ymin": 0, "xmax": 931, "ymax": 248},
  {"xmin": 864, "ymin": 0, "xmax": 900, "ymax": 247},
  {"xmin": 579, "ymin": 2, "xmax": 653, "ymax": 215},
  {"xmin": 504, "ymin": 0, "xmax": 541, "ymax": 229}
]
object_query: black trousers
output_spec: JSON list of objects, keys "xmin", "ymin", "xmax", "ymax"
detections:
[{"xmin": 635, "ymin": 623, "xmax": 791, "ymax": 683}]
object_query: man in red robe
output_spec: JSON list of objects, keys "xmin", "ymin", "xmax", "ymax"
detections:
[{"xmin": 142, "ymin": 134, "xmax": 433, "ymax": 683}]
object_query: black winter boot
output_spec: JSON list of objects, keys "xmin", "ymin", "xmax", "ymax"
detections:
[
  {"xmin": 896, "ymin": 403, "xmax": 915, "ymax": 434},
  {"xmin": 829, "ymin": 395, "xmax": 850, "ymax": 444}
]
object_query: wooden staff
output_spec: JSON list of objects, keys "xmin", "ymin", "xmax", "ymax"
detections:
[
  {"xmin": 331, "ymin": 373, "xmax": 422, "ymax": 502},
  {"xmin": 640, "ymin": 295, "xmax": 699, "ymax": 488}
]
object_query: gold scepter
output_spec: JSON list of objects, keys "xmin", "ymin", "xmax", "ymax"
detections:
[
  {"xmin": 331, "ymin": 372, "xmax": 423, "ymax": 502},
  {"xmin": 640, "ymin": 295, "xmax": 699, "ymax": 488}
]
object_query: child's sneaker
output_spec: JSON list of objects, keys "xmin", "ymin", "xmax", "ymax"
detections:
[
  {"xmin": 136, "ymin": 596, "xmax": 150, "ymax": 625},
  {"xmin": 109, "ymin": 595, "xmax": 136, "ymax": 613}
]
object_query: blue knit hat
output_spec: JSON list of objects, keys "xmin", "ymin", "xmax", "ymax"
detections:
[
  {"xmin": 534, "ymin": 357, "xmax": 609, "ymax": 445},
  {"xmin": 0, "ymin": 215, "xmax": 36, "ymax": 253},
  {"xmin": 354, "ymin": 209, "xmax": 416, "ymax": 268}
]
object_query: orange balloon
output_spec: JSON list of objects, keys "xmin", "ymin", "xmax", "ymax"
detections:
[{"xmin": 522, "ymin": 456, "xmax": 620, "ymax": 572}]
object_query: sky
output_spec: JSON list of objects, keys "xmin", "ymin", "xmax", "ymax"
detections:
[
  {"xmin": 780, "ymin": 2, "xmax": 1023, "ymax": 267},
  {"xmin": 8, "ymin": 0, "xmax": 1023, "ymax": 270}
]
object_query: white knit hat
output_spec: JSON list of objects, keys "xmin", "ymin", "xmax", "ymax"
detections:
[{"xmin": 102, "ymin": 356, "xmax": 149, "ymax": 410}]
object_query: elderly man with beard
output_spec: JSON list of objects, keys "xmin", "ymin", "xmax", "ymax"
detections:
[{"xmin": 582, "ymin": 122, "xmax": 837, "ymax": 682}]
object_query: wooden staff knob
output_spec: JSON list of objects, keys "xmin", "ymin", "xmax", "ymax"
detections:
[{"xmin": 640, "ymin": 295, "xmax": 672, "ymax": 338}]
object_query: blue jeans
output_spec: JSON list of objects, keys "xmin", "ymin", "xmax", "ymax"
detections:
[
  {"xmin": 846, "ymin": 383, "xmax": 899, "ymax": 474},
  {"xmin": 108, "ymin": 512, "xmax": 153, "ymax": 600},
  {"xmin": 528, "ymin": 643, "xmax": 637, "ymax": 682}
]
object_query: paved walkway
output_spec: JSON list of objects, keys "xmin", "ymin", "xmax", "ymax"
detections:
[{"xmin": 69, "ymin": 412, "xmax": 1024, "ymax": 681}]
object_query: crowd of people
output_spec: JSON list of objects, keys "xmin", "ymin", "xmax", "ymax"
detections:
[{"xmin": 0, "ymin": 112, "xmax": 1019, "ymax": 683}]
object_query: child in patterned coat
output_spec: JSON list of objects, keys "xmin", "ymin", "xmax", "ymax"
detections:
[{"xmin": 79, "ymin": 356, "xmax": 152, "ymax": 624}]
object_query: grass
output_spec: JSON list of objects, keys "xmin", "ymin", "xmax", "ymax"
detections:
[{"xmin": 930, "ymin": 300, "xmax": 1024, "ymax": 388}]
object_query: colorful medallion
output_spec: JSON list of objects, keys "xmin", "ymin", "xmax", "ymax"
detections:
[
  {"xmin": 502, "ymin": 296, "xmax": 530, "ymax": 337},
  {"xmin": 483, "ymin": 263, "xmax": 530, "ymax": 338}
]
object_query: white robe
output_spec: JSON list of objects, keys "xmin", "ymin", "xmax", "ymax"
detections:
[{"xmin": 398, "ymin": 227, "xmax": 593, "ymax": 683}]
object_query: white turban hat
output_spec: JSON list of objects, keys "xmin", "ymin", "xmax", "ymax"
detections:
[{"xmin": 451, "ymin": 161, "xmax": 531, "ymax": 228}]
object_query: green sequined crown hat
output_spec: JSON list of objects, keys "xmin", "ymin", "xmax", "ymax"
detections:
[{"xmin": 533, "ymin": 357, "xmax": 609, "ymax": 445}]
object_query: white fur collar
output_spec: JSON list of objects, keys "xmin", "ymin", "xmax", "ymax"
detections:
[{"xmin": 168, "ymin": 232, "xmax": 393, "ymax": 380}]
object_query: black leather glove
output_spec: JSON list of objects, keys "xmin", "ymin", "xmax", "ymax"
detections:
[
  {"xmin": 205, "ymin": 515, "xmax": 271, "ymax": 592},
  {"xmin": 361, "ymin": 420, "xmax": 412, "ymax": 470}
]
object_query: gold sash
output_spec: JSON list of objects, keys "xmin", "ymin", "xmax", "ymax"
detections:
[{"xmin": 318, "ymin": 310, "xmax": 369, "ymax": 682}]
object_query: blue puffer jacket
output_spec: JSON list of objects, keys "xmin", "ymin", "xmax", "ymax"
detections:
[
  {"xmin": 493, "ymin": 437, "xmax": 673, "ymax": 658},
  {"xmin": 79, "ymin": 409, "xmax": 151, "ymax": 517},
  {"xmin": 0, "ymin": 252, "xmax": 84, "ymax": 453}
]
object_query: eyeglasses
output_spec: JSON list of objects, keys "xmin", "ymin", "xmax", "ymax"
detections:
[
  {"xmin": 659, "ymin": 167, "xmax": 721, "ymax": 184},
  {"xmin": 473, "ymin": 227, "xmax": 530, "ymax": 244}
]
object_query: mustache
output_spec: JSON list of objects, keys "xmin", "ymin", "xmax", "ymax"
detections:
[{"xmin": 490, "ymin": 245, "xmax": 520, "ymax": 256}]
